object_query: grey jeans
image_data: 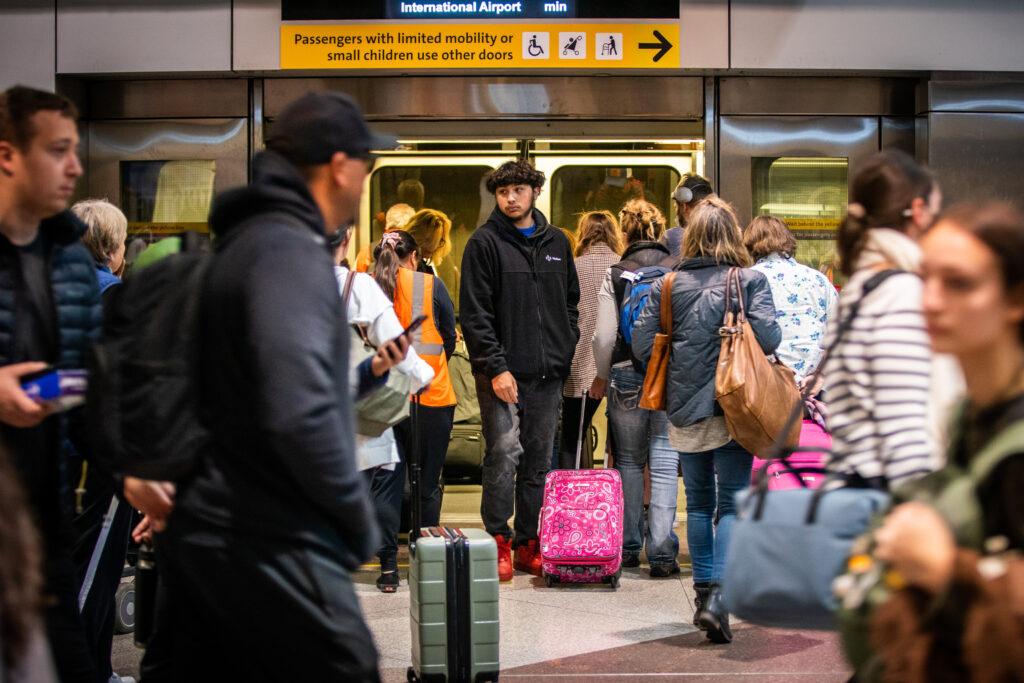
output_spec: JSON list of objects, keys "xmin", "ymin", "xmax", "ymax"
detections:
[{"xmin": 476, "ymin": 374, "xmax": 563, "ymax": 544}]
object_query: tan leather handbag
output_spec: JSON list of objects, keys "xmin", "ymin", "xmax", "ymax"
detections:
[
  {"xmin": 640, "ymin": 272, "xmax": 676, "ymax": 411},
  {"xmin": 714, "ymin": 268, "xmax": 801, "ymax": 454}
]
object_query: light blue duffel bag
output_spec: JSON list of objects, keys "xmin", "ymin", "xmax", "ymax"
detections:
[{"xmin": 722, "ymin": 476, "xmax": 890, "ymax": 630}]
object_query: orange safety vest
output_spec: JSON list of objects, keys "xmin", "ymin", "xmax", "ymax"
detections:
[{"xmin": 393, "ymin": 268, "xmax": 457, "ymax": 408}]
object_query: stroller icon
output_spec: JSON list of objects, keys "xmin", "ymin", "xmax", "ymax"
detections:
[{"xmin": 562, "ymin": 35, "xmax": 582, "ymax": 56}]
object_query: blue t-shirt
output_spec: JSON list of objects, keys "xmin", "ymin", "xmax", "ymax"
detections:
[{"xmin": 518, "ymin": 225, "xmax": 537, "ymax": 238}]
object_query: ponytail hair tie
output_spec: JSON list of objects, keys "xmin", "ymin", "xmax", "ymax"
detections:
[
  {"xmin": 847, "ymin": 202, "xmax": 866, "ymax": 219},
  {"xmin": 380, "ymin": 231, "xmax": 402, "ymax": 250}
]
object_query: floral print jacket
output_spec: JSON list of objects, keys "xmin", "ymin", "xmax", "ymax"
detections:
[{"xmin": 752, "ymin": 252, "xmax": 838, "ymax": 380}]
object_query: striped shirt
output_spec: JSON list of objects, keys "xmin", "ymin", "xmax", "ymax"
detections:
[{"xmin": 822, "ymin": 271, "xmax": 938, "ymax": 488}]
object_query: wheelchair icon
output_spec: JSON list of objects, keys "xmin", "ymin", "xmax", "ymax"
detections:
[{"xmin": 528, "ymin": 35, "xmax": 545, "ymax": 57}]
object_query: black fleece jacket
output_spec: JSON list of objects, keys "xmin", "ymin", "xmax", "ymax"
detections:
[
  {"xmin": 459, "ymin": 206, "xmax": 580, "ymax": 380},
  {"xmin": 177, "ymin": 150, "xmax": 378, "ymax": 569}
]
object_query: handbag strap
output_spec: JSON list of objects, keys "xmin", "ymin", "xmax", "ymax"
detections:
[
  {"xmin": 342, "ymin": 271, "xmax": 373, "ymax": 347},
  {"xmin": 660, "ymin": 272, "xmax": 676, "ymax": 336},
  {"xmin": 342, "ymin": 270, "xmax": 356, "ymax": 307},
  {"xmin": 721, "ymin": 267, "xmax": 747, "ymax": 325}
]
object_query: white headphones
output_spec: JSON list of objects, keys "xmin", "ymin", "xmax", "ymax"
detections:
[{"xmin": 673, "ymin": 175, "xmax": 712, "ymax": 204}]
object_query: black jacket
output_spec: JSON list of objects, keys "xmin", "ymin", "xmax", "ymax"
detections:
[
  {"xmin": 0, "ymin": 212, "xmax": 101, "ymax": 545},
  {"xmin": 459, "ymin": 206, "xmax": 580, "ymax": 380},
  {"xmin": 632, "ymin": 257, "xmax": 781, "ymax": 429},
  {"xmin": 179, "ymin": 150, "xmax": 379, "ymax": 569},
  {"xmin": 608, "ymin": 240, "xmax": 672, "ymax": 367}
]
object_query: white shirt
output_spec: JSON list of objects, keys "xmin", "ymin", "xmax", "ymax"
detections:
[{"xmin": 336, "ymin": 266, "xmax": 434, "ymax": 470}]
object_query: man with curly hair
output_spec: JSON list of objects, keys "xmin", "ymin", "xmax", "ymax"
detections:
[{"xmin": 459, "ymin": 160, "xmax": 580, "ymax": 581}]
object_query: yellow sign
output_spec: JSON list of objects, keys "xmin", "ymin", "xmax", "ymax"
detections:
[
  {"xmin": 784, "ymin": 217, "xmax": 841, "ymax": 231},
  {"xmin": 281, "ymin": 23, "xmax": 678, "ymax": 70}
]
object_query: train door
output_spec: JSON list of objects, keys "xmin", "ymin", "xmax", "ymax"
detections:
[
  {"xmin": 359, "ymin": 149, "xmax": 518, "ymax": 314},
  {"xmin": 718, "ymin": 116, "xmax": 879, "ymax": 285},
  {"xmin": 530, "ymin": 148, "xmax": 700, "ymax": 233}
]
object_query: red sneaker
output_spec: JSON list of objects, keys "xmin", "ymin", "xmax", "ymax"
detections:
[
  {"xmin": 494, "ymin": 534, "xmax": 513, "ymax": 582},
  {"xmin": 514, "ymin": 539, "xmax": 543, "ymax": 577}
]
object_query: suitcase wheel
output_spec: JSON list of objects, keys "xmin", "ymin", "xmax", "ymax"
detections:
[
  {"xmin": 606, "ymin": 570, "xmax": 621, "ymax": 589},
  {"xmin": 544, "ymin": 574, "xmax": 557, "ymax": 588},
  {"xmin": 406, "ymin": 666, "xmax": 419, "ymax": 682},
  {"xmin": 113, "ymin": 580, "xmax": 135, "ymax": 634}
]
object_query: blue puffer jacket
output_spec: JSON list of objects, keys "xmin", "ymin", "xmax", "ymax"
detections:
[
  {"xmin": 632, "ymin": 257, "xmax": 781, "ymax": 429},
  {"xmin": 0, "ymin": 211, "xmax": 102, "ymax": 367}
]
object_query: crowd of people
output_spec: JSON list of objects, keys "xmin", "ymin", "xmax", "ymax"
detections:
[{"xmin": 0, "ymin": 82, "xmax": 1021, "ymax": 683}]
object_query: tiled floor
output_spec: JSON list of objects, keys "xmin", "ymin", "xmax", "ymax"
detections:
[{"xmin": 112, "ymin": 478, "xmax": 852, "ymax": 681}]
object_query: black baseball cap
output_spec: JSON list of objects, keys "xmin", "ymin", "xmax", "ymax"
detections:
[{"xmin": 266, "ymin": 91, "xmax": 397, "ymax": 166}]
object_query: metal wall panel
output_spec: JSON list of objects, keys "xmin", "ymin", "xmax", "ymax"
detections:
[
  {"xmin": 927, "ymin": 112, "xmax": 1024, "ymax": 205},
  {"xmin": 730, "ymin": 0, "xmax": 1024, "ymax": 72},
  {"xmin": 680, "ymin": 0, "xmax": 728, "ymax": 69},
  {"xmin": 87, "ymin": 80, "xmax": 248, "ymax": 120},
  {"xmin": 718, "ymin": 115, "xmax": 879, "ymax": 223},
  {"xmin": 264, "ymin": 76, "xmax": 704, "ymax": 120},
  {"xmin": 880, "ymin": 117, "xmax": 915, "ymax": 156},
  {"xmin": 0, "ymin": 1, "xmax": 56, "ymax": 91},
  {"xmin": 927, "ymin": 81, "xmax": 1024, "ymax": 114},
  {"xmin": 57, "ymin": 0, "xmax": 232, "ymax": 74},
  {"xmin": 87, "ymin": 118, "xmax": 248, "ymax": 202},
  {"xmin": 720, "ymin": 77, "xmax": 916, "ymax": 117},
  {"xmin": 234, "ymin": 0, "xmax": 281, "ymax": 72}
]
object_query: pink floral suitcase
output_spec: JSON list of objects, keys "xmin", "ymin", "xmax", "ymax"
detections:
[
  {"xmin": 751, "ymin": 419, "xmax": 831, "ymax": 490},
  {"xmin": 538, "ymin": 469, "xmax": 624, "ymax": 588}
]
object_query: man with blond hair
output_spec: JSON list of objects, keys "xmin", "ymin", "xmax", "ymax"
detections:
[{"xmin": 73, "ymin": 198, "xmax": 128, "ymax": 298}]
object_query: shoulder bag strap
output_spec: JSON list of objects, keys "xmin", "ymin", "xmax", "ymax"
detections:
[
  {"xmin": 342, "ymin": 270, "xmax": 356, "ymax": 307},
  {"xmin": 759, "ymin": 268, "xmax": 907, "ymax": 462},
  {"xmin": 660, "ymin": 272, "xmax": 676, "ymax": 337}
]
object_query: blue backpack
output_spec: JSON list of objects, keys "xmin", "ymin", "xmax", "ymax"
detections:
[{"xmin": 618, "ymin": 265, "xmax": 670, "ymax": 347}]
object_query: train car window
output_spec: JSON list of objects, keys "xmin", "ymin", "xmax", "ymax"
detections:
[
  {"xmin": 752, "ymin": 157, "xmax": 848, "ymax": 285},
  {"xmin": 120, "ymin": 160, "xmax": 216, "ymax": 242},
  {"xmin": 368, "ymin": 164, "xmax": 497, "ymax": 315},
  {"xmin": 549, "ymin": 166, "xmax": 680, "ymax": 233}
]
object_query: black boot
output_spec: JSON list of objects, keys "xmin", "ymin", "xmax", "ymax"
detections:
[
  {"xmin": 692, "ymin": 583, "xmax": 712, "ymax": 629},
  {"xmin": 697, "ymin": 584, "xmax": 732, "ymax": 643},
  {"xmin": 376, "ymin": 555, "xmax": 400, "ymax": 594}
]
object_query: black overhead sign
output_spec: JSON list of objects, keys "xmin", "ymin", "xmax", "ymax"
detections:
[{"xmin": 281, "ymin": 0, "xmax": 679, "ymax": 21}]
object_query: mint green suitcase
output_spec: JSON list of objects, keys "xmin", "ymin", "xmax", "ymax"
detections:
[{"xmin": 408, "ymin": 527, "xmax": 500, "ymax": 682}]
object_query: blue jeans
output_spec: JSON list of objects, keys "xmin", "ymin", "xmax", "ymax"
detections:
[
  {"xmin": 677, "ymin": 440, "xmax": 753, "ymax": 583},
  {"xmin": 607, "ymin": 366, "xmax": 677, "ymax": 566}
]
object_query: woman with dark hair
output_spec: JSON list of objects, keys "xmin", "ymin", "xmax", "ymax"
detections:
[
  {"xmin": 744, "ymin": 215, "xmax": 838, "ymax": 380},
  {"xmin": 632, "ymin": 196, "xmax": 781, "ymax": 644},
  {"xmin": 846, "ymin": 202, "xmax": 1024, "ymax": 680},
  {"xmin": 0, "ymin": 446, "xmax": 55, "ymax": 681},
  {"xmin": 592, "ymin": 199, "xmax": 675, "ymax": 575},
  {"xmin": 558, "ymin": 211, "xmax": 622, "ymax": 469},
  {"xmin": 370, "ymin": 230, "xmax": 457, "ymax": 592},
  {"xmin": 823, "ymin": 150, "xmax": 960, "ymax": 491}
]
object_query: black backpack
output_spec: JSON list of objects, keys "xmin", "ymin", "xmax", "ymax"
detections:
[{"xmin": 86, "ymin": 233, "xmax": 211, "ymax": 481}]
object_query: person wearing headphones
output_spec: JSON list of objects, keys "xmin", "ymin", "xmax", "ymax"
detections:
[{"xmin": 662, "ymin": 173, "xmax": 714, "ymax": 258}]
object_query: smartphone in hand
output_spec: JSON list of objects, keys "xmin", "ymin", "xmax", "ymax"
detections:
[{"xmin": 21, "ymin": 368, "xmax": 88, "ymax": 412}]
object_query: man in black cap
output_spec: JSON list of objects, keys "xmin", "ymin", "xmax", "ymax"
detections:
[{"xmin": 150, "ymin": 92, "xmax": 396, "ymax": 681}]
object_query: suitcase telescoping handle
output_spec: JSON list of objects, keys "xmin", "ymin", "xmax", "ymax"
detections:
[
  {"xmin": 575, "ymin": 390, "xmax": 588, "ymax": 470},
  {"xmin": 409, "ymin": 392, "xmax": 422, "ymax": 543}
]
